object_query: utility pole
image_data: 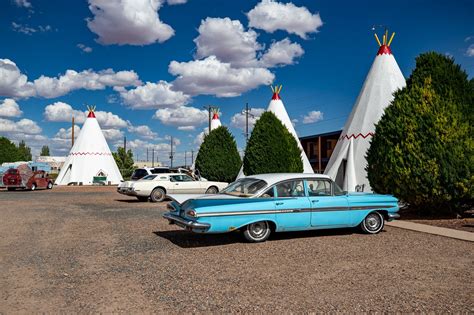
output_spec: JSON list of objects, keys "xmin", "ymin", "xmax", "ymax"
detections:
[
  {"xmin": 184, "ymin": 151, "xmax": 187, "ymax": 168},
  {"xmin": 152, "ymin": 148, "xmax": 155, "ymax": 167},
  {"xmin": 241, "ymin": 103, "xmax": 254, "ymax": 142},
  {"xmin": 123, "ymin": 136, "xmax": 127, "ymax": 166},
  {"xmin": 203, "ymin": 105, "xmax": 218, "ymax": 132},
  {"xmin": 146, "ymin": 148, "xmax": 149, "ymax": 162},
  {"xmin": 169, "ymin": 136, "xmax": 174, "ymax": 168},
  {"xmin": 71, "ymin": 116, "xmax": 75, "ymax": 147},
  {"xmin": 191, "ymin": 150, "xmax": 194, "ymax": 165}
]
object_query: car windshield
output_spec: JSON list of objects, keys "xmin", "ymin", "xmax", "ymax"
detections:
[
  {"xmin": 220, "ymin": 178, "xmax": 267, "ymax": 197},
  {"xmin": 141, "ymin": 175, "xmax": 157, "ymax": 180}
]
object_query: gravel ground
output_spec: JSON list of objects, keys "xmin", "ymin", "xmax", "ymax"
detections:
[{"xmin": 1, "ymin": 186, "xmax": 473, "ymax": 313}]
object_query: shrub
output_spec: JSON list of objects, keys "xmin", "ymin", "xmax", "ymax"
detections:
[
  {"xmin": 243, "ymin": 111, "xmax": 303, "ymax": 175},
  {"xmin": 195, "ymin": 126, "xmax": 241, "ymax": 182},
  {"xmin": 367, "ymin": 75, "xmax": 473, "ymax": 212}
]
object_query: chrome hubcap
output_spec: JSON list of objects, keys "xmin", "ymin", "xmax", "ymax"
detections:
[
  {"xmin": 366, "ymin": 214, "xmax": 380, "ymax": 231},
  {"xmin": 249, "ymin": 222, "xmax": 268, "ymax": 239},
  {"xmin": 154, "ymin": 190, "xmax": 162, "ymax": 200}
]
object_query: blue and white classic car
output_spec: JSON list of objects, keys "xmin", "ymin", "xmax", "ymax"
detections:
[{"xmin": 163, "ymin": 173, "xmax": 400, "ymax": 242}]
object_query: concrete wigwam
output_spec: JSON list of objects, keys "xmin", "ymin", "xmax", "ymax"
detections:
[
  {"xmin": 237, "ymin": 86, "xmax": 313, "ymax": 178},
  {"xmin": 324, "ymin": 30, "xmax": 406, "ymax": 192},
  {"xmin": 55, "ymin": 106, "xmax": 123, "ymax": 185}
]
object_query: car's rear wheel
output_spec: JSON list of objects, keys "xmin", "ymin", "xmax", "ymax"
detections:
[
  {"xmin": 136, "ymin": 196, "xmax": 148, "ymax": 202},
  {"xmin": 205, "ymin": 186, "xmax": 218, "ymax": 194},
  {"xmin": 7, "ymin": 187, "xmax": 15, "ymax": 191},
  {"xmin": 150, "ymin": 187, "xmax": 165, "ymax": 202},
  {"xmin": 360, "ymin": 211, "xmax": 384, "ymax": 234},
  {"xmin": 30, "ymin": 183, "xmax": 37, "ymax": 191},
  {"xmin": 47, "ymin": 182, "xmax": 53, "ymax": 189},
  {"xmin": 243, "ymin": 221, "xmax": 271, "ymax": 242}
]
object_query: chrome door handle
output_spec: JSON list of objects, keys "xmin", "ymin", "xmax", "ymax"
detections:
[
  {"xmin": 276, "ymin": 202, "xmax": 284, "ymax": 205},
  {"xmin": 311, "ymin": 200, "xmax": 319, "ymax": 203}
]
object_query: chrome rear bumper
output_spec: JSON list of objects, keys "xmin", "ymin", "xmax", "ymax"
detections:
[{"xmin": 163, "ymin": 213, "xmax": 210, "ymax": 230}]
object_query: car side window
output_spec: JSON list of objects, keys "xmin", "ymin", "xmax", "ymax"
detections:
[
  {"xmin": 259, "ymin": 187, "xmax": 275, "ymax": 198},
  {"xmin": 275, "ymin": 180, "xmax": 305, "ymax": 197},
  {"xmin": 182, "ymin": 175, "xmax": 194, "ymax": 182},
  {"xmin": 306, "ymin": 180, "xmax": 331, "ymax": 196}
]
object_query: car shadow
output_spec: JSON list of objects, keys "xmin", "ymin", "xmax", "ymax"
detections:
[{"xmin": 153, "ymin": 228, "xmax": 359, "ymax": 248}]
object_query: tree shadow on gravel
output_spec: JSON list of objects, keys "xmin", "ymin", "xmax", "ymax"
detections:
[{"xmin": 154, "ymin": 228, "xmax": 359, "ymax": 248}]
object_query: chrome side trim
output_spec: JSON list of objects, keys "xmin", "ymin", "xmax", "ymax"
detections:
[
  {"xmin": 163, "ymin": 213, "xmax": 210, "ymax": 229},
  {"xmin": 196, "ymin": 205, "xmax": 396, "ymax": 217}
]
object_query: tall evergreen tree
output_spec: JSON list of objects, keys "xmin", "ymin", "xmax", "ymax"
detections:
[
  {"xmin": 243, "ymin": 111, "xmax": 303, "ymax": 175},
  {"xmin": 0, "ymin": 137, "xmax": 19, "ymax": 164},
  {"xmin": 195, "ymin": 126, "xmax": 241, "ymax": 182},
  {"xmin": 17, "ymin": 140, "xmax": 32, "ymax": 161},
  {"xmin": 367, "ymin": 71, "xmax": 473, "ymax": 213},
  {"xmin": 113, "ymin": 147, "xmax": 134, "ymax": 179},
  {"xmin": 40, "ymin": 145, "xmax": 50, "ymax": 156}
]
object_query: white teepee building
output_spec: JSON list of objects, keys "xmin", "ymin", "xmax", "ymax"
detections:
[
  {"xmin": 324, "ymin": 31, "xmax": 406, "ymax": 192},
  {"xmin": 191, "ymin": 107, "xmax": 222, "ymax": 172},
  {"xmin": 237, "ymin": 86, "xmax": 313, "ymax": 178},
  {"xmin": 55, "ymin": 106, "xmax": 123, "ymax": 185},
  {"xmin": 210, "ymin": 108, "xmax": 222, "ymax": 131}
]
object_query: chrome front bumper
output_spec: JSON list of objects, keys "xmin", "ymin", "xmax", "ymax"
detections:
[
  {"xmin": 117, "ymin": 187, "xmax": 136, "ymax": 195},
  {"xmin": 163, "ymin": 213, "xmax": 211, "ymax": 231},
  {"xmin": 387, "ymin": 212, "xmax": 400, "ymax": 221}
]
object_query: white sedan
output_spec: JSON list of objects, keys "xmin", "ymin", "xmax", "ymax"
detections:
[{"xmin": 117, "ymin": 173, "xmax": 228, "ymax": 202}]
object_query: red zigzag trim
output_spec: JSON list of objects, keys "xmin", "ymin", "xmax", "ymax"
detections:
[
  {"xmin": 69, "ymin": 152, "xmax": 112, "ymax": 156},
  {"xmin": 339, "ymin": 132, "xmax": 374, "ymax": 140}
]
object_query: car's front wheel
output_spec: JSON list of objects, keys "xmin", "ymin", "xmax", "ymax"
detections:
[
  {"xmin": 360, "ymin": 211, "xmax": 384, "ymax": 234},
  {"xmin": 47, "ymin": 182, "xmax": 53, "ymax": 189},
  {"xmin": 136, "ymin": 196, "xmax": 148, "ymax": 202},
  {"xmin": 243, "ymin": 221, "xmax": 271, "ymax": 242},
  {"xmin": 150, "ymin": 187, "xmax": 166, "ymax": 202},
  {"xmin": 205, "ymin": 186, "xmax": 218, "ymax": 194},
  {"xmin": 30, "ymin": 183, "xmax": 37, "ymax": 191}
]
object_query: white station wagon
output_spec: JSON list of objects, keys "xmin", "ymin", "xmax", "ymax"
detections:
[{"xmin": 117, "ymin": 173, "xmax": 228, "ymax": 202}]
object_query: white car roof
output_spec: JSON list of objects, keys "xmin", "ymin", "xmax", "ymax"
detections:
[{"xmin": 244, "ymin": 173, "xmax": 331, "ymax": 186}]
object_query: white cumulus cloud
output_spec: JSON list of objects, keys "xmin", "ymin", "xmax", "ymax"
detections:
[
  {"xmin": 230, "ymin": 108, "xmax": 265, "ymax": 131},
  {"xmin": 260, "ymin": 38, "xmax": 304, "ymax": 67},
  {"xmin": 34, "ymin": 68, "xmax": 141, "ymax": 98},
  {"xmin": 117, "ymin": 81, "xmax": 190, "ymax": 109},
  {"xmin": 194, "ymin": 17, "xmax": 262, "ymax": 68},
  {"xmin": 14, "ymin": 0, "xmax": 32, "ymax": 8},
  {"xmin": 0, "ymin": 99, "xmax": 23, "ymax": 117},
  {"xmin": 154, "ymin": 106, "xmax": 208, "ymax": 130},
  {"xmin": 44, "ymin": 102, "xmax": 128, "ymax": 128},
  {"xmin": 466, "ymin": 44, "xmax": 474, "ymax": 57},
  {"xmin": 87, "ymin": 0, "xmax": 175, "ymax": 46},
  {"xmin": 247, "ymin": 0, "xmax": 323, "ymax": 39},
  {"xmin": 302, "ymin": 110, "xmax": 323, "ymax": 124},
  {"xmin": 169, "ymin": 56, "xmax": 274, "ymax": 97},
  {"xmin": 77, "ymin": 43, "xmax": 93, "ymax": 53},
  {"xmin": 0, "ymin": 59, "xmax": 35, "ymax": 98},
  {"xmin": 128, "ymin": 125, "xmax": 158, "ymax": 139},
  {"xmin": 0, "ymin": 117, "xmax": 42, "ymax": 134}
]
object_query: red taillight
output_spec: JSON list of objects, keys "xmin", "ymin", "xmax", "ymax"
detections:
[{"xmin": 186, "ymin": 210, "xmax": 196, "ymax": 217}]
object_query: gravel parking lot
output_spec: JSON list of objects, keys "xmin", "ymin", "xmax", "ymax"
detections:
[{"xmin": 1, "ymin": 186, "xmax": 472, "ymax": 313}]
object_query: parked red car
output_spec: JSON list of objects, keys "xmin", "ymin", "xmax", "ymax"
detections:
[{"xmin": 3, "ymin": 169, "xmax": 53, "ymax": 191}]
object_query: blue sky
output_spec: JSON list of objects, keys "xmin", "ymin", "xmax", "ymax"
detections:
[{"xmin": 0, "ymin": 0, "xmax": 473, "ymax": 165}]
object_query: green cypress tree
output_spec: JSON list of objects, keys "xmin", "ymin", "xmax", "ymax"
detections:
[
  {"xmin": 367, "ymin": 77, "xmax": 473, "ymax": 212},
  {"xmin": 243, "ymin": 111, "xmax": 303, "ymax": 175},
  {"xmin": 195, "ymin": 126, "xmax": 241, "ymax": 182},
  {"xmin": 406, "ymin": 52, "xmax": 473, "ymax": 127},
  {"xmin": 17, "ymin": 140, "xmax": 32, "ymax": 161},
  {"xmin": 40, "ymin": 145, "xmax": 50, "ymax": 156},
  {"xmin": 0, "ymin": 137, "xmax": 20, "ymax": 164},
  {"xmin": 113, "ymin": 147, "xmax": 134, "ymax": 179}
]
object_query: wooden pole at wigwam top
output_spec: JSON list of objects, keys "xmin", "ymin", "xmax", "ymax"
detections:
[{"xmin": 71, "ymin": 116, "xmax": 75, "ymax": 147}]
